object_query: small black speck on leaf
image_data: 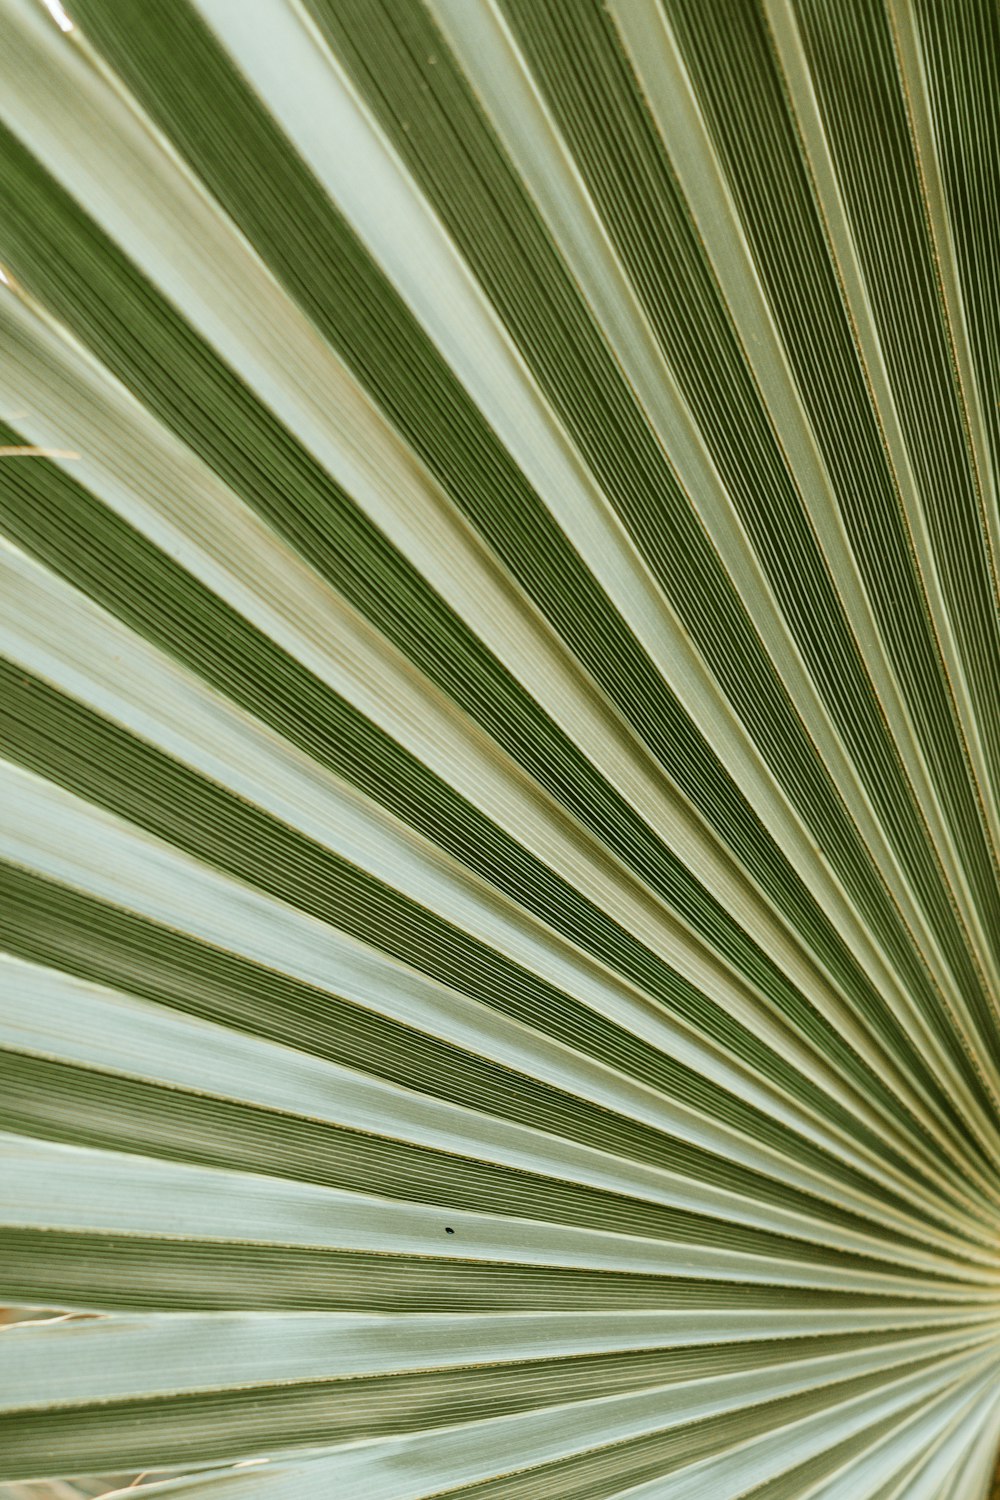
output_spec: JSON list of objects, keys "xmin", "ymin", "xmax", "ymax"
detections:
[{"xmin": 444, "ymin": 1226, "xmax": 455, "ymax": 1234}]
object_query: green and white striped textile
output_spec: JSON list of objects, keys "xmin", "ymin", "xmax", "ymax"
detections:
[{"xmin": 1, "ymin": 0, "xmax": 999, "ymax": 1494}]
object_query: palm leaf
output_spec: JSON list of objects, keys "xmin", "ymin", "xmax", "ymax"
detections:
[{"xmin": 1, "ymin": 0, "xmax": 999, "ymax": 1494}]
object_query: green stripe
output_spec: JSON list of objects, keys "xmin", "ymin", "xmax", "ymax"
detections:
[
  {"xmin": 0, "ymin": 1328, "xmax": 955, "ymax": 1482},
  {"xmin": 0, "ymin": 1227, "xmax": 909, "ymax": 1316}
]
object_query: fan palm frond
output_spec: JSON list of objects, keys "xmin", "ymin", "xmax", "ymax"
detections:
[{"xmin": 1, "ymin": 0, "xmax": 999, "ymax": 1494}]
